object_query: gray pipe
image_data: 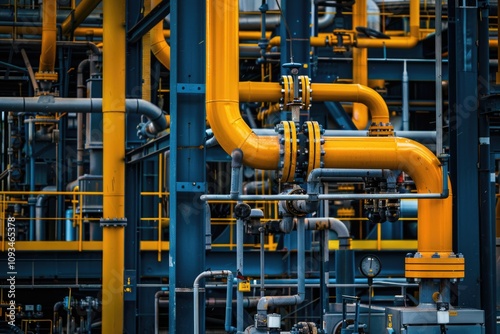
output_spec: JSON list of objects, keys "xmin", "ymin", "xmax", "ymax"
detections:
[
  {"xmin": 256, "ymin": 217, "xmax": 305, "ymax": 317},
  {"xmin": 154, "ymin": 290, "xmax": 168, "ymax": 334},
  {"xmin": 402, "ymin": 60, "xmax": 409, "ymax": 131},
  {"xmin": 77, "ymin": 58, "xmax": 90, "ymax": 177},
  {"xmin": 304, "ymin": 217, "xmax": 351, "ymax": 249},
  {"xmin": 35, "ymin": 185, "xmax": 56, "ymax": 241},
  {"xmin": 193, "ymin": 270, "xmax": 236, "ymax": 334},
  {"xmin": 0, "ymin": 96, "xmax": 167, "ymax": 137},
  {"xmin": 252, "ymin": 128, "xmax": 436, "ymax": 142}
]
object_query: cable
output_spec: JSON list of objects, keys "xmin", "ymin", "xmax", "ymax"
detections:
[{"xmin": 274, "ymin": 0, "xmax": 294, "ymax": 63}]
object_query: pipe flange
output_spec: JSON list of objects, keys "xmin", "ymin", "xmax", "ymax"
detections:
[
  {"xmin": 303, "ymin": 121, "xmax": 325, "ymax": 176},
  {"xmin": 280, "ymin": 75, "xmax": 293, "ymax": 110},
  {"xmin": 368, "ymin": 122, "xmax": 394, "ymax": 136},
  {"xmin": 405, "ymin": 256, "xmax": 465, "ymax": 279},
  {"xmin": 35, "ymin": 71, "xmax": 58, "ymax": 82},
  {"xmin": 282, "ymin": 187, "xmax": 307, "ymax": 216},
  {"xmin": 100, "ymin": 217, "xmax": 127, "ymax": 227},
  {"xmin": 299, "ymin": 75, "xmax": 312, "ymax": 111},
  {"xmin": 276, "ymin": 121, "xmax": 297, "ymax": 183}
]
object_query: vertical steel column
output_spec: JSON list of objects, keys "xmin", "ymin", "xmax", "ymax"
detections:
[
  {"xmin": 102, "ymin": 0, "xmax": 126, "ymax": 332},
  {"xmin": 477, "ymin": 1, "xmax": 496, "ymax": 332},
  {"xmin": 448, "ymin": 0, "xmax": 481, "ymax": 308},
  {"xmin": 169, "ymin": 0, "xmax": 206, "ymax": 332},
  {"xmin": 279, "ymin": 0, "xmax": 311, "ymax": 75}
]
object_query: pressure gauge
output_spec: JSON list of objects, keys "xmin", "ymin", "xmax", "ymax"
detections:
[{"xmin": 359, "ymin": 254, "xmax": 382, "ymax": 279}]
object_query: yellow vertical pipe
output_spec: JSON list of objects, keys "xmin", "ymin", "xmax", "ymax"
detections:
[
  {"xmin": 352, "ymin": 0, "xmax": 369, "ymax": 129},
  {"xmin": 102, "ymin": 0, "xmax": 125, "ymax": 331},
  {"xmin": 35, "ymin": 0, "xmax": 58, "ymax": 86},
  {"xmin": 206, "ymin": 0, "xmax": 279, "ymax": 169},
  {"xmin": 497, "ymin": 10, "xmax": 500, "ymax": 84}
]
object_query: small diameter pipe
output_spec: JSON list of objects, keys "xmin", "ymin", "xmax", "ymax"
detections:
[
  {"xmin": 402, "ymin": 60, "xmax": 409, "ymax": 131},
  {"xmin": 154, "ymin": 290, "xmax": 168, "ymax": 334},
  {"xmin": 0, "ymin": 96, "xmax": 167, "ymax": 137},
  {"xmin": 304, "ymin": 217, "xmax": 351, "ymax": 249},
  {"xmin": 256, "ymin": 217, "xmax": 305, "ymax": 318},
  {"xmin": 193, "ymin": 270, "xmax": 236, "ymax": 334}
]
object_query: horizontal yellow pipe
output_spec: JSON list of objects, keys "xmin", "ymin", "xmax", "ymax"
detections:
[
  {"xmin": 323, "ymin": 136, "xmax": 452, "ymax": 256},
  {"xmin": 239, "ymin": 82, "xmax": 390, "ymax": 125}
]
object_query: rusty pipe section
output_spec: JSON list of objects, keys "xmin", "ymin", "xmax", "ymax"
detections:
[
  {"xmin": 150, "ymin": 0, "xmax": 170, "ymax": 70},
  {"xmin": 35, "ymin": 0, "xmax": 58, "ymax": 91}
]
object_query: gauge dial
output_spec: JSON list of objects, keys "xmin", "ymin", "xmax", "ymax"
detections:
[{"xmin": 359, "ymin": 254, "xmax": 382, "ymax": 278}]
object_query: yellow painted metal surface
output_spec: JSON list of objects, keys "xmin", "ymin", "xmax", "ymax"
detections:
[
  {"xmin": 323, "ymin": 136, "xmax": 453, "ymax": 258},
  {"xmin": 405, "ymin": 257, "xmax": 465, "ymax": 278},
  {"xmin": 35, "ymin": 0, "xmax": 58, "ymax": 84},
  {"xmin": 102, "ymin": 0, "xmax": 126, "ymax": 330},
  {"xmin": 206, "ymin": 0, "xmax": 280, "ymax": 170},
  {"xmin": 352, "ymin": 0, "xmax": 369, "ymax": 129}
]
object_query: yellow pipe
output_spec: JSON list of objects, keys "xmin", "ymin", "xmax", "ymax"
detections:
[
  {"xmin": 102, "ymin": 0, "xmax": 125, "ymax": 331},
  {"xmin": 35, "ymin": 0, "xmax": 58, "ymax": 84},
  {"xmin": 356, "ymin": 0, "xmax": 420, "ymax": 48},
  {"xmin": 352, "ymin": 0, "xmax": 369, "ymax": 129},
  {"xmin": 323, "ymin": 136, "xmax": 452, "ymax": 256},
  {"xmin": 61, "ymin": 0, "xmax": 102, "ymax": 36},
  {"xmin": 206, "ymin": 0, "xmax": 278, "ymax": 170},
  {"xmin": 238, "ymin": 82, "xmax": 390, "ymax": 125},
  {"xmin": 150, "ymin": 0, "xmax": 170, "ymax": 70},
  {"xmin": 207, "ymin": 0, "xmax": 453, "ymax": 273}
]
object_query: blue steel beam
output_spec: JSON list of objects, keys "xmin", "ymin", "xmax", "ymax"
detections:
[
  {"xmin": 448, "ymin": 0, "xmax": 481, "ymax": 309},
  {"xmin": 169, "ymin": 0, "xmax": 206, "ymax": 332},
  {"xmin": 127, "ymin": 1, "xmax": 170, "ymax": 44}
]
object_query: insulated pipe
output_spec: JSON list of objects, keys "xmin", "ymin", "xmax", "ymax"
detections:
[
  {"xmin": 238, "ymin": 82, "xmax": 390, "ymax": 125},
  {"xmin": 256, "ymin": 217, "xmax": 305, "ymax": 315},
  {"xmin": 150, "ymin": 0, "xmax": 170, "ymax": 70},
  {"xmin": 61, "ymin": 0, "xmax": 102, "ymax": 36},
  {"xmin": 36, "ymin": 0, "xmax": 58, "ymax": 89},
  {"xmin": 101, "ymin": 0, "xmax": 125, "ymax": 331},
  {"xmin": 193, "ymin": 270, "xmax": 236, "ymax": 334},
  {"xmin": 0, "ymin": 97, "xmax": 167, "ymax": 136}
]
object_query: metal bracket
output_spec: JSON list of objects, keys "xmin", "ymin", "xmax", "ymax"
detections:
[
  {"xmin": 100, "ymin": 217, "xmax": 127, "ymax": 227},
  {"xmin": 176, "ymin": 182, "xmax": 206, "ymax": 192},
  {"xmin": 176, "ymin": 83, "xmax": 205, "ymax": 94}
]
